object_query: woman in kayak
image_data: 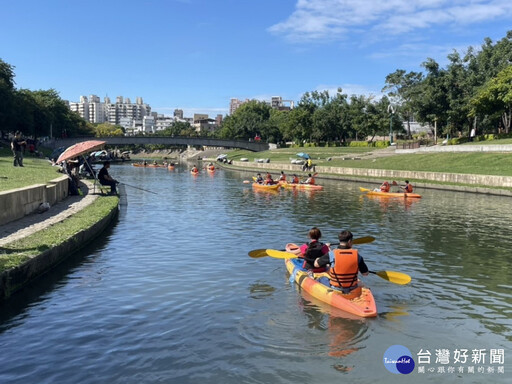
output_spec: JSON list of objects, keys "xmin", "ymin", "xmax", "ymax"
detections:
[
  {"xmin": 265, "ymin": 172, "xmax": 274, "ymax": 185},
  {"xmin": 278, "ymin": 171, "xmax": 286, "ymax": 182},
  {"xmin": 327, "ymin": 230, "xmax": 369, "ymax": 293},
  {"xmin": 299, "ymin": 227, "xmax": 330, "ymax": 273},
  {"xmin": 400, "ymin": 180, "xmax": 413, "ymax": 193},
  {"xmin": 255, "ymin": 173, "xmax": 264, "ymax": 183},
  {"xmin": 291, "ymin": 174, "xmax": 300, "ymax": 184}
]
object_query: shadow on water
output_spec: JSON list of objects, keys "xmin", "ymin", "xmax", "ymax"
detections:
[{"xmin": 0, "ymin": 218, "xmax": 119, "ymax": 328}]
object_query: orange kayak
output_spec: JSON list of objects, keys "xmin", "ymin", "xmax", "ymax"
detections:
[
  {"xmin": 251, "ymin": 183, "xmax": 280, "ymax": 191},
  {"xmin": 359, "ymin": 187, "xmax": 421, "ymax": 198},
  {"xmin": 285, "ymin": 257, "xmax": 377, "ymax": 318},
  {"xmin": 281, "ymin": 182, "xmax": 323, "ymax": 190}
]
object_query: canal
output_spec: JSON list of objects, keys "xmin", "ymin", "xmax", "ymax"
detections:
[{"xmin": 0, "ymin": 164, "xmax": 510, "ymax": 383}]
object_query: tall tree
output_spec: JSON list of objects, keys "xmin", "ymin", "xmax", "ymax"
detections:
[{"xmin": 382, "ymin": 69, "xmax": 423, "ymax": 138}]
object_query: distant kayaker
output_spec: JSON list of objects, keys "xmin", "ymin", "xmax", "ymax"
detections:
[
  {"xmin": 291, "ymin": 174, "xmax": 300, "ymax": 184},
  {"xmin": 327, "ymin": 230, "xmax": 369, "ymax": 293},
  {"xmin": 192, "ymin": 165, "xmax": 198, "ymax": 173},
  {"xmin": 303, "ymin": 173, "xmax": 315, "ymax": 185},
  {"xmin": 265, "ymin": 172, "xmax": 274, "ymax": 185},
  {"xmin": 278, "ymin": 171, "xmax": 286, "ymax": 182},
  {"xmin": 377, "ymin": 181, "xmax": 390, "ymax": 193},
  {"xmin": 255, "ymin": 173, "xmax": 264, "ymax": 183},
  {"xmin": 400, "ymin": 180, "xmax": 413, "ymax": 193},
  {"xmin": 299, "ymin": 227, "xmax": 330, "ymax": 273}
]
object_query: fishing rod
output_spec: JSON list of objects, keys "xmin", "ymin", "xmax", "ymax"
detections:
[{"xmin": 120, "ymin": 182, "xmax": 158, "ymax": 194}]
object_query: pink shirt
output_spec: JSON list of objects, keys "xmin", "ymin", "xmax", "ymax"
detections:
[{"xmin": 299, "ymin": 240, "xmax": 329, "ymax": 256}]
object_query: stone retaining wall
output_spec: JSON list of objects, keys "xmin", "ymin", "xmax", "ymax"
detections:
[
  {"xmin": 227, "ymin": 161, "xmax": 512, "ymax": 195},
  {"xmin": 0, "ymin": 175, "xmax": 69, "ymax": 226}
]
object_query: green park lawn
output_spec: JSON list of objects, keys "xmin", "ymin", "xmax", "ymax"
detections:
[
  {"xmin": 227, "ymin": 146, "xmax": 512, "ymax": 177},
  {"xmin": 0, "ymin": 147, "xmax": 64, "ymax": 192}
]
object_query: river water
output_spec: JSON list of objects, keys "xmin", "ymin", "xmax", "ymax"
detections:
[{"xmin": 0, "ymin": 164, "xmax": 510, "ymax": 383}]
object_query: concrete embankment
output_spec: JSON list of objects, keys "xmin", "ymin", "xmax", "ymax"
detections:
[
  {"xmin": 220, "ymin": 160, "xmax": 512, "ymax": 197},
  {"xmin": 0, "ymin": 182, "xmax": 121, "ymax": 300}
]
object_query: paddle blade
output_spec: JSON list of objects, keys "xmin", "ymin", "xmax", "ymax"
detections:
[
  {"xmin": 352, "ymin": 236, "xmax": 375, "ymax": 245},
  {"xmin": 373, "ymin": 270, "xmax": 411, "ymax": 285},
  {"xmin": 248, "ymin": 249, "xmax": 268, "ymax": 258},
  {"xmin": 266, "ymin": 249, "xmax": 299, "ymax": 259},
  {"xmin": 359, "ymin": 187, "xmax": 371, "ymax": 193}
]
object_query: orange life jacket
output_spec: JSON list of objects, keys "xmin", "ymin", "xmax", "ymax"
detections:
[
  {"xmin": 380, "ymin": 182, "xmax": 390, "ymax": 192},
  {"xmin": 292, "ymin": 176, "xmax": 299, "ymax": 184},
  {"xmin": 404, "ymin": 184, "xmax": 413, "ymax": 193},
  {"xmin": 329, "ymin": 249, "xmax": 359, "ymax": 289}
]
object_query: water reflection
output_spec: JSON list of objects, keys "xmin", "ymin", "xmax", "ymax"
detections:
[{"xmin": 0, "ymin": 164, "xmax": 510, "ymax": 383}]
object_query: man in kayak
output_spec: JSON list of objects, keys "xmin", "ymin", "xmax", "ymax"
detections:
[
  {"xmin": 291, "ymin": 174, "xmax": 300, "ymax": 184},
  {"xmin": 303, "ymin": 173, "xmax": 315, "ymax": 185},
  {"xmin": 326, "ymin": 230, "xmax": 369, "ymax": 293},
  {"xmin": 255, "ymin": 173, "xmax": 264, "ymax": 183},
  {"xmin": 265, "ymin": 172, "xmax": 274, "ymax": 185},
  {"xmin": 400, "ymin": 180, "xmax": 413, "ymax": 193},
  {"xmin": 278, "ymin": 171, "xmax": 286, "ymax": 182},
  {"xmin": 375, "ymin": 181, "xmax": 390, "ymax": 192},
  {"xmin": 191, "ymin": 165, "xmax": 199, "ymax": 173},
  {"xmin": 299, "ymin": 227, "xmax": 330, "ymax": 273}
]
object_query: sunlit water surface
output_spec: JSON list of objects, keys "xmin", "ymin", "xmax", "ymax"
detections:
[{"xmin": 0, "ymin": 164, "xmax": 510, "ymax": 383}]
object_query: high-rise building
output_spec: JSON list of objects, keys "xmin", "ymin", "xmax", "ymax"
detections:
[
  {"xmin": 174, "ymin": 109, "xmax": 184, "ymax": 119},
  {"xmin": 229, "ymin": 98, "xmax": 248, "ymax": 115},
  {"xmin": 67, "ymin": 95, "xmax": 151, "ymax": 125}
]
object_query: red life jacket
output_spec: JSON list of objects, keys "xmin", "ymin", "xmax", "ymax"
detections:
[
  {"xmin": 329, "ymin": 249, "xmax": 359, "ymax": 288},
  {"xmin": 404, "ymin": 184, "xmax": 413, "ymax": 193}
]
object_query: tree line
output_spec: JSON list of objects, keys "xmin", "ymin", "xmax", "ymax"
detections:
[
  {"xmin": 2, "ymin": 30, "xmax": 511, "ymax": 144},
  {"xmin": 216, "ymin": 31, "xmax": 512, "ymax": 144}
]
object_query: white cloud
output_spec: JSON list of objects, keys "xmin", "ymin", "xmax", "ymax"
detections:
[{"xmin": 269, "ymin": 0, "xmax": 512, "ymax": 42}]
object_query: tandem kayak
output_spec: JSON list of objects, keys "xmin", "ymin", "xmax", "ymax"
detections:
[
  {"xmin": 359, "ymin": 187, "xmax": 421, "ymax": 199},
  {"xmin": 280, "ymin": 182, "xmax": 323, "ymax": 191},
  {"xmin": 285, "ymin": 257, "xmax": 377, "ymax": 318},
  {"xmin": 252, "ymin": 183, "xmax": 280, "ymax": 191}
]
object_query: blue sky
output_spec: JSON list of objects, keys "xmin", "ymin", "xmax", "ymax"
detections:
[{"xmin": 2, "ymin": 0, "xmax": 511, "ymax": 117}]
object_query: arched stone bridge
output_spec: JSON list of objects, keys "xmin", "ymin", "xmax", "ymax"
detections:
[{"xmin": 44, "ymin": 136, "xmax": 270, "ymax": 152}]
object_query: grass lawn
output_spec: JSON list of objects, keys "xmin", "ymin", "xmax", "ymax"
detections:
[
  {"xmin": 226, "ymin": 147, "xmax": 512, "ymax": 176},
  {"xmin": 0, "ymin": 195, "xmax": 118, "ymax": 273},
  {"xmin": 0, "ymin": 148, "xmax": 63, "ymax": 192}
]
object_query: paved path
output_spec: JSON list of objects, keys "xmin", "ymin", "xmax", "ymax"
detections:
[{"xmin": 0, "ymin": 181, "xmax": 99, "ymax": 246}]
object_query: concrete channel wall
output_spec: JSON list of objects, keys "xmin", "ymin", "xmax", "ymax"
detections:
[
  {"xmin": 0, "ymin": 203, "xmax": 119, "ymax": 300},
  {"xmin": 0, "ymin": 175, "xmax": 69, "ymax": 226},
  {"xmin": 227, "ymin": 161, "xmax": 512, "ymax": 195}
]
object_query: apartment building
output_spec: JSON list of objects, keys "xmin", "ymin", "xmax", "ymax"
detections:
[{"xmin": 68, "ymin": 95, "xmax": 151, "ymax": 125}]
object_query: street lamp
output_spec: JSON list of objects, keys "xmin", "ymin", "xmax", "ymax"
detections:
[{"xmin": 387, "ymin": 104, "xmax": 395, "ymax": 145}]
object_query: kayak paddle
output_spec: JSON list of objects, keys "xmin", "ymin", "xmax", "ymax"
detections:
[
  {"xmin": 369, "ymin": 270, "xmax": 411, "ymax": 285},
  {"xmin": 248, "ymin": 236, "xmax": 375, "ymax": 258}
]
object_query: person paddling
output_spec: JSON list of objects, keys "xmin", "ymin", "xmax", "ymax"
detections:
[
  {"xmin": 327, "ymin": 230, "xmax": 369, "ymax": 294},
  {"xmin": 299, "ymin": 227, "xmax": 330, "ymax": 273},
  {"xmin": 291, "ymin": 174, "xmax": 300, "ymax": 184},
  {"xmin": 303, "ymin": 173, "xmax": 315, "ymax": 185},
  {"xmin": 400, "ymin": 180, "xmax": 413, "ymax": 193}
]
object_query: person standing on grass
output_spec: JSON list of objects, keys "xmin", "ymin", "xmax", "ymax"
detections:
[{"xmin": 11, "ymin": 131, "xmax": 26, "ymax": 167}]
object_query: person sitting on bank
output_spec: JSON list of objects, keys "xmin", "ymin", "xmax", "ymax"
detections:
[
  {"xmin": 98, "ymin": 161, "xmax": 119, "ymax": 195},
  {"xmin": 328, "ymin": 230, "xmax": 369, "ymax": 293},
  {"xmin": 303, "ymin": 173, "xmax": 315, "ymax": 185},
  {"xmin": 400, "ymin": 180, "xmax": 413, "ymax": 193},
  {"xmin": 299, "ymin": 227, "xmax": 331, "ymax": 273}
]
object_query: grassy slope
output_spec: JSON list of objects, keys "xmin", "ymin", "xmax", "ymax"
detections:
[
  {"xmin": 0, "ymin": 195, "xmax": 118, "ymax": 272},
  {"xmin": 0, "ymin": 148, "xmax": 64, "ymax": 192},
  {"xmin": 226, "ymin": 148, "xmax": 512, "ymax": 176}
]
